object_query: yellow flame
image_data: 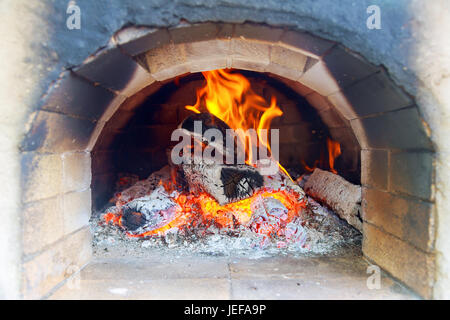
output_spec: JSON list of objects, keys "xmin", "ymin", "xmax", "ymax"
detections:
[
  {"xmin": 327, "ymin": 138, "xmax": 341, "ymax": 174},
  {"xmin": 185, "ymin": 69, "xmax": 283, "ymax": 165}
]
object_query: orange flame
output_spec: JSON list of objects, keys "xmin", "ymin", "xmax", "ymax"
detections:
[
  {"xmin": 302, "ymin": 138, "xmax": 341, "ymax": 174},
  {"xmin": 327, "ymin": 138, "xmax": 341, "ymax": 174},
  {"xmin": 185, "ymin": 69, "xmax": 283, "ymax": 165}
]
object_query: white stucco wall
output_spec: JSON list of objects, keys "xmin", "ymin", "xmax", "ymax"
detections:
[
  {"xmin": 0, "ymin": 0, "xmax": 449, "ymax": 299},
  {"xmin": 410, "ymin": 0, "xmax": 450, "ymax": 299},
  {"xmin": 0, "ymin": 0, "xmax": 52, "ymax": 299}
]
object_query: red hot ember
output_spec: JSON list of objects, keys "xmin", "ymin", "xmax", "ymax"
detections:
[{"xmin": 102, "ymin": 164, "xmax": 309, "ymax": 246}]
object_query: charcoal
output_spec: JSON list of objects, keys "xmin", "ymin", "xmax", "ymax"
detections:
[
  {"xmin": 120, "ymin": 185, "xmax": 180, "ymax": 233},
  {"xmin": 220, "ymin": 166, "xmax": 264, "ymax": 201},
  {"xmin": 121, "ymin": 208, "xmax": 147, "ymax": 231}
]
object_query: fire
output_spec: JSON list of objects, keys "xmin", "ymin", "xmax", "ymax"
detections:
[
  {"xmin": 327, "ymin": 138, "xmax": 341, "ymax": 174},
  {"xmin": 102, "ymin": 69, "xmax": 309, "ymax": 242},
  {"xmin": 185, "ymin": 69, "xmax": 283, "ymax": 165},
  {"xmin": 302, "ymin": 138, "xmax": 341, "ymax": 175}
]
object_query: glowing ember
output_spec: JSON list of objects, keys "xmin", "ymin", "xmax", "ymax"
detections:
[
  {"xmin": 103, "ymin": 212, "xmax": 122, "ymax": 225},
  {"xmin": 102, "ymin": 166, "xmax": 307, "ymax": 241}
]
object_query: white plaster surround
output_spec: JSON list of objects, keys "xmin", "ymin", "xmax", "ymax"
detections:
[{"xmin": 0, "ymin": 2, "xmax": 448, "ymax": 298}]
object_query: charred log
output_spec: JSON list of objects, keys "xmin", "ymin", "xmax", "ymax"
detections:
[
  {"xmin": 182, "ymin": 163, "xmax": 264, "ymax": 205},
  {"xmin": 171, "ymin": 112, "xmax": 266, "ymax": 204},
  {"xmin": 303, "ymin": 168, "xmax": 362, "ymax": 232},
  {"xmin": 180, "ymin": 112, "xmax": 230, "ymax": 137},
  {"xmin": 121, "ymin": 207, "xmax": 147, "ymax": 231},
  {"xmin": 120, "ymin": 185, "xmax": 179, "ymax": 233},
  {"xmin": 220, "ymin": 166, "xmax": 264, "ymax": 200},
  {"xmin": 177, "ymin": 112, "xmax": 241, "ymax": 164}
]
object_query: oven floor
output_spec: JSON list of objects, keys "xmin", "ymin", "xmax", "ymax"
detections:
[{"xmin": 48, "ymin": 248, "xmax": 418, "ymax": 300}]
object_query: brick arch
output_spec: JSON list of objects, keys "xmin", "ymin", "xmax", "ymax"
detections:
[{"xmin": 21, "ymin": 23, "xmax": 435, "ymax": 298}]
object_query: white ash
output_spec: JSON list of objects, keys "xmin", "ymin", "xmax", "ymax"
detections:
[
  {"xmin": 92, "ymin": 164, "xmax": 361, "ymax": 258},
  {"xmin": 91, "ymin": 195, "xmax": 361, "ymax": 259},
  {"xmin": 115, "ymin": 166, "xmax": 172, "ymax": 204}
]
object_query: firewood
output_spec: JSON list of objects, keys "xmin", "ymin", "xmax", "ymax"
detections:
[
  {"xmin": 182, "ymin": 163, "xmax": 264, "ymax": 205},
  {"xmin": 177, "ymin": 112, "xmax": 236, "ymax": 164},
  {"xmin": 180, "ymin": 112, "xmax": 231, "ymax": 139},
  {"xmin": 174, "ymin": 113, "xmax": 305, "ymax": 206},
  {"xmin": 171, "ymin": 112, "xmax": 266, "ymax": 204},
  {"xmin": 303, "ymin": 168, "xmax": 362, "ymax": 232}
]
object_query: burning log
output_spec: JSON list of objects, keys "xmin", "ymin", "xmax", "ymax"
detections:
[
  {"xmin": 172, "ymin": 112, "xmax": 267, "ymax": 205},
  {"xmin": 182, "ymin": 163, "xmax": 264, "ymax": 205},
  {"xmin": 176, "ymin": 112, "xmax": 236, "ymax": 164},
  {"xmin": 180, "ymin": 112, "xmax": 230, "ymax": 141},
  {"xmin": 303, "ymin": 168, "xmax": 362, "ymax": 232}
]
